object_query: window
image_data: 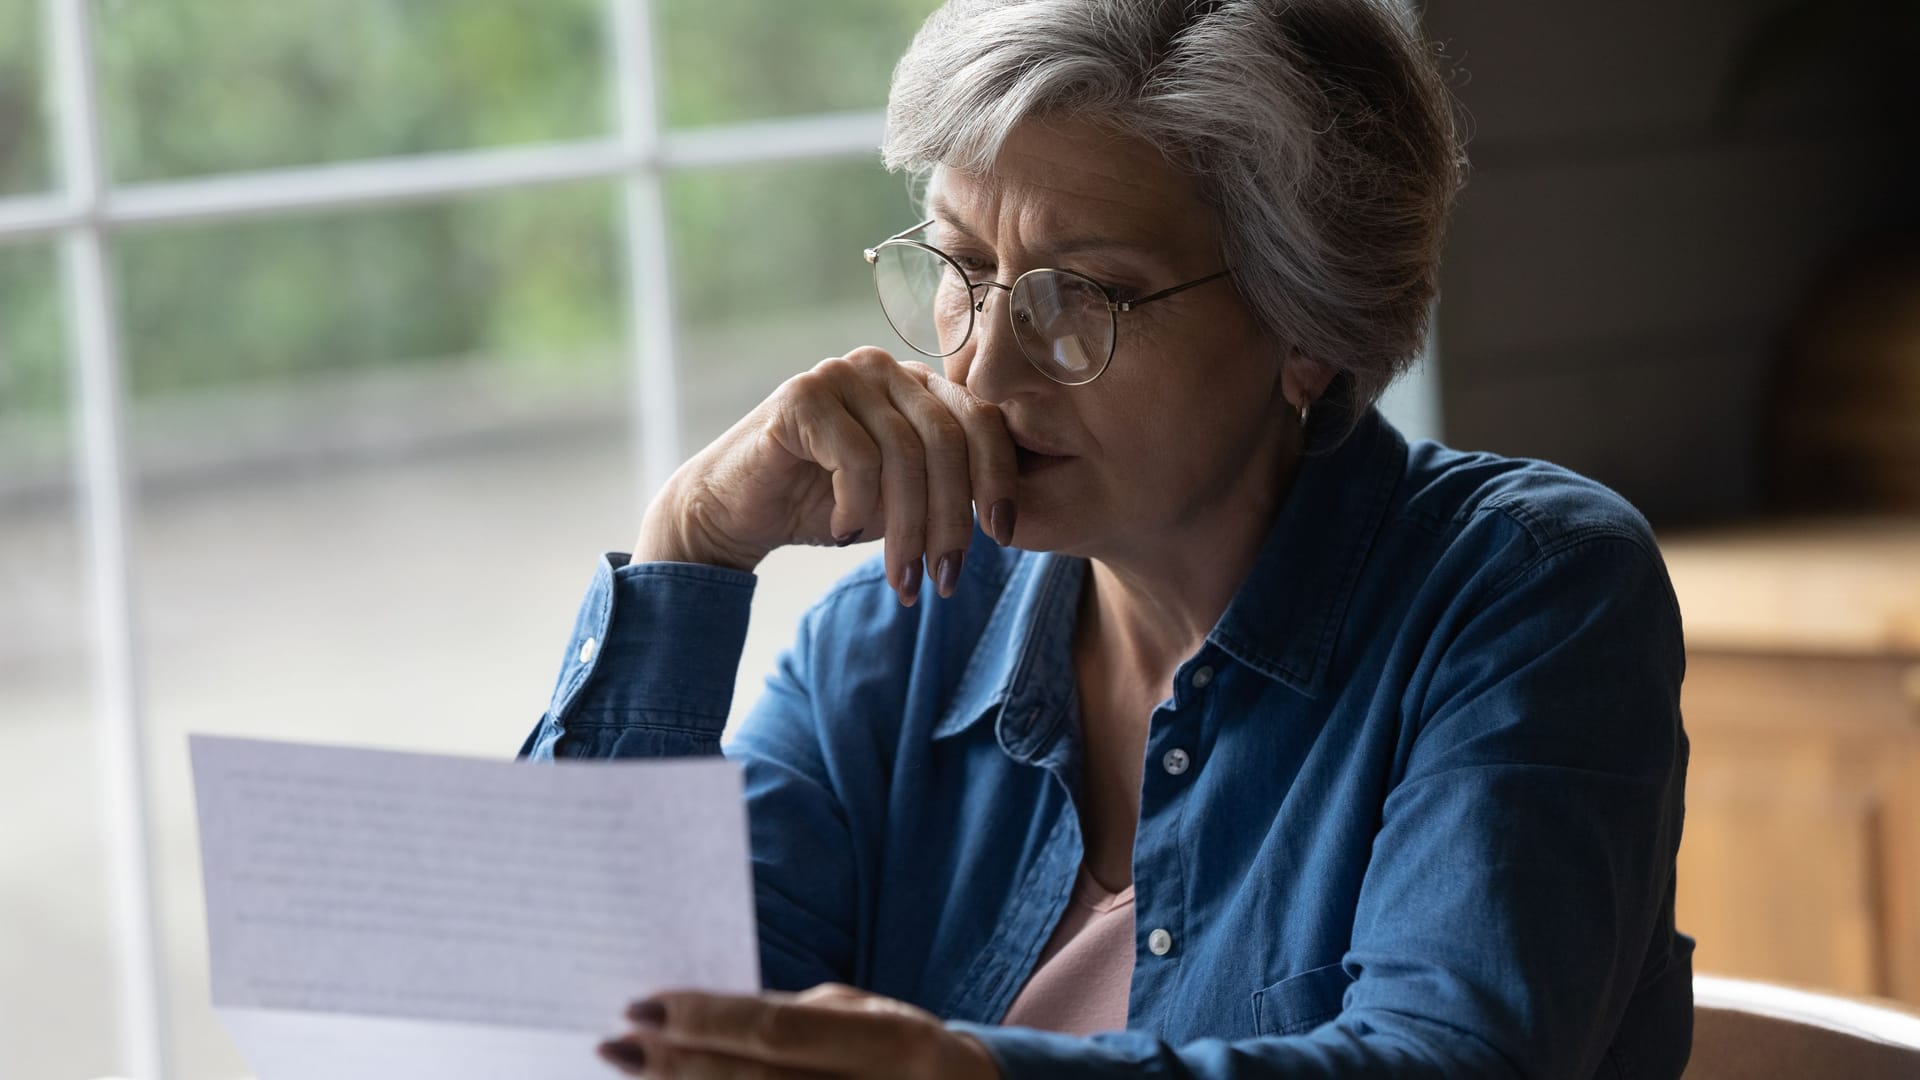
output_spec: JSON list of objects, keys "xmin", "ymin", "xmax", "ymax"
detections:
[{"xmin": 0, "ymin": 2, "xmax": 936, "ymax": 1077}]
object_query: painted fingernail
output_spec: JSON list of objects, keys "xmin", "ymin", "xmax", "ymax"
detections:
[
  {"xmin": 901, "ymin": 559, "xmax": 923, "ymax": 606},
  {"xmin": 599, "ymin": 1040, "xmax": 647, "ymax": 1069},
  {"xmin": 626, "ymin": 1000, "xmax": 667, "ymax": 1027},
  {"xmin": 989, "ymin": 499, "xmax": 1017, "ymax": 546},
  {"xmin": 936, "ymin": 551, "xmax": 963, "ymax": 598},
  {"xmin": 833, "ymin": 529, "xmax": 864, "ymax": 547}
]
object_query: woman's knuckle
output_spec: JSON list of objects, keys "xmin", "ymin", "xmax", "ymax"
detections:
[
  {"xmin": 748, "ymin": 1003, "xmax": 797, "ymax": 1055},
  {"xmin": 895, "ymin": 455, "xmax": 930, "ymax": 489},
  {"xmin": 843, "ymin": 441, "xmax": 882, "ymax": 473},
  {"xmin": 897, "ymin": 1023, "xmax": 944, "ymax": 1078},
  {"xmin": 880, "ymin": 416, "xmax": 922, "ymax": 459},
  {"xmin": 810, "ymin": 354, "xmax": 857, "ymax": 382},
  {"xmin": 776, "ymin": 370, "xmax": 810, "ymax": 398},
  {"xmin": 844, "ymin": 345, "xmax": 894, "ymax": 372},
  {"xmin": 783, "ymin": 369, "xmax": 833, "ymax": 407},
  {"xmin": 927, "ymin": 412, "xmax": 967, "ymax": 448},
  {"xmin": 944, "ymin": 385, "xmax": 987, "ymax": 415}
]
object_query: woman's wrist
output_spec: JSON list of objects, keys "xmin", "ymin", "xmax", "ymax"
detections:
[{"xmin": 632, "ymin": 476, "xmax": 765, "ymax": 573}]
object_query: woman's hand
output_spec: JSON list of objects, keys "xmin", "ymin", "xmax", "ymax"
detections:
[
  {"xmin": 635, "ymin": 347, "xmax": 1019, "ymax": 605},
  {"xmin": 597, "ymin": 983, "xmax": 1002, "ymax": 1079}
]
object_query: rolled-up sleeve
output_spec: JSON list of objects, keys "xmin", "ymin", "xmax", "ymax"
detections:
[
  {"xmin": 517, "ymin": 553, "xmax": 756, "ymax": 760},
  {"xmin": 516, "ymin": 552, "xmax": 860, "ymax": 991}
]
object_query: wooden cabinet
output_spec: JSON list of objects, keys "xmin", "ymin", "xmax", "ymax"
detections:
[{"xmin": 1659, "ymin": 518, "xmax": 1920, "ymax": 1005}]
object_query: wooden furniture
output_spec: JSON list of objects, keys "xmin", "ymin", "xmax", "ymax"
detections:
[
  {"xmin": 1687, "ymin": 974, "xmax": 1920, "ymax": 1079},
  {"xmin": 1659, "ymin": 517, "xmax": 1920, "ymax": 1007}
]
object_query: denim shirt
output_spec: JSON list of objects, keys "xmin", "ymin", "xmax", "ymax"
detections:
[{"xmin": 519, "ymin": 409, "xmax": 1694, "ymax": 1079}]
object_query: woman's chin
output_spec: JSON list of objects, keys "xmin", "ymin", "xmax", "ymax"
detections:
[{"xmin": 1000, "ymin": 492, "xmax": 1093, "ymax": 557}]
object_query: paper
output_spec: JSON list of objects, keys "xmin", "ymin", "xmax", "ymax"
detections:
[{"xmin": 190, "ymin": 735, "xmax": 759, "ymax": 1079}]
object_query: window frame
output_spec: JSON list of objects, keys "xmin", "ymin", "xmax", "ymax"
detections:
[{"xmin": 4, "ymin": 3, "xmax": 885, "ymax": 1076}]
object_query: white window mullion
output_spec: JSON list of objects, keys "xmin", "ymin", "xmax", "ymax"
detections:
[
  {"xmin": 0, "ymin": 111, "xmax": 888, "ymax": 245},
  {"xmin": 0, "ymin": 191, "xmax": 82, "ymax": 240},
  {"xmin": 607, "ymin": 0, "xmax": 681, "ymax": 504},
  {"xmin": 44, "ymin": 1, "xmax": 171, "ymax": 1079}
]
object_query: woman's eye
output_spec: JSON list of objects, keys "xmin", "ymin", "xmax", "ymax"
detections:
[{"xmin": 950, "ymin": 254, "xmax": 994, "ymax": 275}]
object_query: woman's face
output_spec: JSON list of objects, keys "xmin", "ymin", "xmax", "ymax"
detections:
[{"xmin": 927, "ymin": 117, "xmax": 1299, "ymax": 562}]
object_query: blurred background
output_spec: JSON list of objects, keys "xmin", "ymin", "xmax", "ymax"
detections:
[{"xmin": 0, "ymin": 1, "xmax": 1915, "ymax": 1078}]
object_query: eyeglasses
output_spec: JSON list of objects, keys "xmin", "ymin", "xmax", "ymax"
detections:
[{"xmin": 862, "ymin": 219, "xmax": 1231, "ymax": 386}]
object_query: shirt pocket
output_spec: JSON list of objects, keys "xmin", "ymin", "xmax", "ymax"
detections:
[{"xmin": 1251, "ymin": 961, "xmax": 1355, "ymax": 1037}]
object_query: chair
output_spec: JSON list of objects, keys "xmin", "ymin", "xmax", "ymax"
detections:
[{"xmin": 1686, "ymin": 974, "xmax": 1920, "ymax": 1079}]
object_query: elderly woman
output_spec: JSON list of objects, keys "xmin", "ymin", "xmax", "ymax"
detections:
[{"xmin": 523, "ymin": 1, "xmax": 1694, "ymax": 1076}]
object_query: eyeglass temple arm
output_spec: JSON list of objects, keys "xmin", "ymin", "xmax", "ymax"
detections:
[
  {"xmin": 1114, "ymin": 269, "xmax": 1233, "ymax": 312},
  {"xmin": 862, "ymin": 218, "xmax": 938, "ymax": 264}
]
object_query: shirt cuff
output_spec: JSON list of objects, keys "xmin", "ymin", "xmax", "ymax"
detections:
[
  {"xmin": 545, "ymin": 552, "xmax": 758, "ymax": 729},
  {"xmin": 949, "ymin": 1021, "xmax": 1148, "ymax": 1079}
]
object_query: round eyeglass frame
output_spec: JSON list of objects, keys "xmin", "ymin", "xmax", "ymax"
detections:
[{"xmin": 862, "ymin": 219, "xmax": 1231, "ymax": 387}]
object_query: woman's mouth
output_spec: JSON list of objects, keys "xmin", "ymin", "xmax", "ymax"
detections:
[{"xmin": 1015, "ymin": 445, "xmax": 1074, "ymax": 475}]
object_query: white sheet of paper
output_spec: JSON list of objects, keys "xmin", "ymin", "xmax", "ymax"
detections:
[{"xmin": 190, "ymin": 734, "xmax": 759, "ymax": 1080}]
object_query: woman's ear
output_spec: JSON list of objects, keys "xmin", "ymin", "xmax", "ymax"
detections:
[{"xmin": 1281, "ymin": 348, "xmax": 1338, "ymax": 412}]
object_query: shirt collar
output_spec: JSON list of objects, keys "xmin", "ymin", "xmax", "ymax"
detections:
[
  {"xmin": 931, "ymin": 548, "xmax": 1085, "ymax": 758},
  {"xmin": 932, "ymin": 408, "xmax": 1406, "ymax": 744},
  {"xmin": 1207, "ymin": 407, "xmax": 1406, "ymax": 697}
]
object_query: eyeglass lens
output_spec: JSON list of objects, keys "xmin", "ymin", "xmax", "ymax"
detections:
[{"xmin": 871, "ymin": 242, "xmax": 1114, "ymax": 384}]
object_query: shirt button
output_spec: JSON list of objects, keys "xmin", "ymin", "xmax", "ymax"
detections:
[
  {"xmin": 1190, "ymin": 665, "xmax": 1214, "ymax": 690},
  {"xmin": 578, "ymin": 637, "xmax": 597, "ymax": 663},
  {"xmin": 1148, "ymin": 928, "xmax": 1174, "ymax": 956},
  {"xmin": 1162, "ymin": 748, "xmax": 1191, "ymax": 776}
]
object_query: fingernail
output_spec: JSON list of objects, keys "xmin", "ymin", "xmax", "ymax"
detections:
[
  {"xmin": 599, "ymin": 1040, "xmax": 647, "ymax": 1069},
  {"xmin": 626, "ymin": 1000, "xmax": 667, "ymax": 1027},
  {"xmin": 936, "ymin": 551, "xmax": 963, "ymax": 598},
  {"xmin": 901, "ymin": 560, "xmax": 922, "ymax": 606},
  {"xmin": 989, "ymin": 499, "xmax": 1017, "ymax": 546},
  {"xmin": 833, "ymin": 529, "xmax": 864, "ymax": 547}
]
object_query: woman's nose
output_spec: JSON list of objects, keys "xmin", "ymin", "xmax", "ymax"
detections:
[{"xmin": 952, "ymin": 285, "xmax": 1038, "ymax": 403}]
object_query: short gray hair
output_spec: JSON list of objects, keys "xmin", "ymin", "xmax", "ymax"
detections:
[{"xmin": 882, "ymin": 0, "xmax": 1467, "ymax": 441}]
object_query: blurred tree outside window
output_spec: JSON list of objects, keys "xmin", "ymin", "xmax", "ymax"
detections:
[
  {"xmin": 657, "ymin": 0, "xmax": 935, "ymax": 127},
  {"xmin": 115, "ymin": 183, "xmax": 625, "ymax": 394},
  {"xmin": 95, "ymin": 0, "xmax": 612, "ymax": 182},
  {"xmin": 0, "ymin": 243, "xmax": 68, "ymax": 488},
  {"xmin": 0, "ymin": 0, "xmax": 54, "ymax": 196},
  {"xmin": 0, "ymin": 0, "xmax": 943, "ymax": 487}
]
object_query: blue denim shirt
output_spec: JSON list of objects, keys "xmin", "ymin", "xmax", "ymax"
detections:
[{"xmin": 519, "ymin": 409, "xmax": 1694, "ymax": 1079}]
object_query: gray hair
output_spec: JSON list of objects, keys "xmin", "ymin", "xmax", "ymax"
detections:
[{"xmin": 882, "ymin": 0, "xmax": 1467, "ymax": 441}]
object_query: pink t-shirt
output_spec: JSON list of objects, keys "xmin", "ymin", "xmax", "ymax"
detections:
[{"xmin": 999, "ymin": 865, "xmax": 1137, "ymax": 1035}]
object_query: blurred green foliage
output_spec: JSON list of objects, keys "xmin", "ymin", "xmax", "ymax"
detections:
[
  {"xmin": 0, "ymin": 244, "xmax": 64, "ymax": 420},
  {"xmin": 0, "ymin": 0, "xmax": 938, "ymax": 427},
  {"xmin": 669, "ymin": 157, "xmax": 918, "ymax": 327},
  {"xmin": 114, "ymin": 183, "xmax": 624, "ymax": 397},
  {"xmin": 95, "ymin": 0, "xmax": 610, "ymax": 182},
  {"xmin": 0, "ymin": 0, "xmax": 52, "ymax": 195},
  {"xmin": 656, "ymin": 0, "xmax": 932, "ymax": 127}
]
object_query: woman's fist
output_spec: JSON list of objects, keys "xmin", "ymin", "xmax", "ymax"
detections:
[{"xmin": 634, "ymin": 347, "xmax": 1018, "ymax": 605}]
